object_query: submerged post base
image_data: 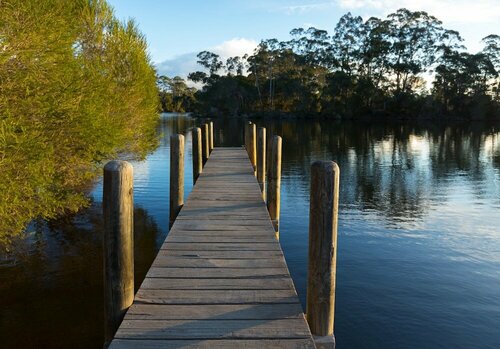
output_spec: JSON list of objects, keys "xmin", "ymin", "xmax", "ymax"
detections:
[{"xmin": 313, "ymin": 335, "xmax": 336, "ymax": 349}]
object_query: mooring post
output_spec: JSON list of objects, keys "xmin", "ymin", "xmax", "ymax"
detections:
[
  {"xmin": 245, "ymin": 122, "xmax": 257, "ymax": 176},
  {"xmin": 103, "ymin": 160, "xmax": 134, "ymax": 346},
  {"xmin": 257, "ymin": 127, "xmax": 266, "ymax": 199},
  {"xmin": 192, "ymin": 127, "xmax": 202, "ymax": 184},
  {"xmin": 169, "ymin": 134, "xmax": 184, "ymax": 229},
  {"xmin": 306, "ymin": 161, "xmax": 340, "ymax": 349},
  {"xmin": 202, "ymin": 123, "xmax": 209, "ymax": 165},
  {"xmin": 209, "ymin": 121, "xmax": 214, "ymax": 153},
  {"xmin": 267, "ymin": 135, "xmax": 282, "ymax": 239},
  {"xmin": 244, "ymin": 122, "xmax": 250, "ymax": 157}
]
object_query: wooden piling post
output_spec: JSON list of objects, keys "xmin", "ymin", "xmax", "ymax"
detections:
[
  {"xmin": 103, "ymin": 160, "xmax": 134, "ymax": 346},
  {"xmin": 244, "ymin": 122, "xmax": 250, "ymax": 151},
  {"xmin": 306, "ymin": 161, "xmax": 340, "ymax": 349},
  {"xmin": 267, "ymin": 135, "xmax": 282, "ymax": 238},
  {"xmin": 257, "ymin": 127, "xmax": 266, "ymax": 199},
  {"xmin": 202, "ymin": 123, "xmax": 209, "ymax": 165},
  {"xmin": 209, "ymin": 121, "xmax": 214, "ymax": 153},
  {"xmin": 169, "ymin": 134, "xmax": 184, "ymax": 229},
  {"xmin": 192, "ymin": 127, "xmax": 202, "ymax": 184},
  {"xmin": 245, "ymin": 122, "xmax": 256, "ymax": 176}
]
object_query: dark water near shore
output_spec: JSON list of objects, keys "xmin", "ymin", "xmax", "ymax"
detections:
[{"xmin": 1, "ymin": 113, "xmax": 500, "ymax": 348}]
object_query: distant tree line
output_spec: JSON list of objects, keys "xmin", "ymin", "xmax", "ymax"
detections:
[
  {"xmin": 157, "ymin": 75, "xmax": 197, "ymax": 112},
  {"xmin": 180, "ymin": 9, "xmax": 499, "ymax": 119},
  {"xmin": 0, "ymin": 0, "xmax": 159, "ymax": 243}
]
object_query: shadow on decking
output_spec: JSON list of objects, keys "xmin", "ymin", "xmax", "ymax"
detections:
[{"xmin": 112, "ymin": 300, "xmax": 314, "ymax": 348}]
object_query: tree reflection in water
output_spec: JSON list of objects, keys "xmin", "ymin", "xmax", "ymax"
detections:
[{"xmin": 1, "ymin": 115, "xmax": 499, "ymax": 349}]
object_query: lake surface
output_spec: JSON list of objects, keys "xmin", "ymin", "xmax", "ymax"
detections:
[{"xmin": 1, "ymin": 113, "xmax": 500, "ymax": 348}]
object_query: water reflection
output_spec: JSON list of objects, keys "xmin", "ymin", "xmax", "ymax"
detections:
[
  {"xmin": 215, "ymin": 117, "xmax": 500, "ymax": 349},
  {"xmin": 0, "ymin": 113, "xmax": 198, "ymax": 348},
  {"xmin": 0, "ymin": 205, "xmax": 161, "ymax": 348},
  {"xmin": 1, "ymin": 114, "xmax": 499, "ymax": 349},
  {"xmin": 216, "ymin": 119, "xmax": 500, "ymax": 223}
]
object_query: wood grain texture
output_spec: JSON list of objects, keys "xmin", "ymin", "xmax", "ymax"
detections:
[
  {"xmin": 124, "ymin": 303, "xmax": 305, "ymax": 319},
  {"xmin": 267, "ymin": 136, "xmax": 282, "ymax": 236},
  {"xmin": 306, "ymin": 160, "xmax": 339, "ymax": 337},
  {"xmin": 110, "ymin": 339, "xmax": 315, "ymax": 349},
  {"xmin": 134, "ymin": 289, "xmax": 299, "ymax": 304},
  {"xmin": 139, "ymin": 277, "xmax": 295, "ymax": 290},
  {"xmin": 103, "ymin": 160, "xmax": 134, "ymax": 345},
  {"xmin": 257, "ymin": 127, "xmax": 266, "ymax": 199},
  {"xmin": 145, "ymin": 267, "xmax": 291, "ymax": 279},
  {"xmin": 245, "ymin": 122, "xmax": 257, "ymax": 176},
  {"xmin": 115, "ymin": 319, "xmax": 310, "ymax": 339},
  {"xmin": 209, "ymin": 121, "xmax": 214, "ymax": 152},
  {"xmin": 108, "ymin": 148, "xmax": 314, "ymax": 349},
  {"xmin": 169, "ymin": 134, "xmax": 184, "ymax": 229},
  {"xmin": 192, "ymin": 127, "xmax": 202, "ymax": 184},
  {"xmin": 201, "ymin": 123, "xmax": 209, "ymax": 165}
]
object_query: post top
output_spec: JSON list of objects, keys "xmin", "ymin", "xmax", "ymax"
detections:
[
  {"xmin": 311, "ymin": 160, "xmax": 339, "ymax": 173},
  {"xmin": 171, "ymin": 134, "xmax": 185, "ymax": 141},
  {"xmin": 104, "ymin": 160, "xmax": 133, "ymax": 173}
]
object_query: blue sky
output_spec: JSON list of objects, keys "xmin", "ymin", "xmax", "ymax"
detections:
[{"xmin": 108, "ymin": 0, "xmax": 500, "ymax": 77}]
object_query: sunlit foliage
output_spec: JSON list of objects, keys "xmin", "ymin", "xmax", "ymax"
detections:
[
  {"xmin": 188, "ymin": 8, "xmax": 499, "ymax": 118},
  {"xmin": 0, "ymin": 0, "xmax": 159, "ymax": 243}
]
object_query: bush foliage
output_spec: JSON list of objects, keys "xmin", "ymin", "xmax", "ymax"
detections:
[{"xmin": 0, "ymin": 0, "xmax": 160, "ymax": 243}]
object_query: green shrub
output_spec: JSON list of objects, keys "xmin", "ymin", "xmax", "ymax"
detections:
[{"xmin": 0, "ymin": 0, "xmax": 160, "ymax": 243}]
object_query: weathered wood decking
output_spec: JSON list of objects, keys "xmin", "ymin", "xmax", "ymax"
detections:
[{"xmin": 109, "ymin": 147, "xmax": 316, "ymax": 349}]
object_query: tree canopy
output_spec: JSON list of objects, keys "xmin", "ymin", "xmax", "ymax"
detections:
[
  {"xmin": 186, "ymin": 8, "xmax": 499, "ymax": 119},
  {"xmin": 157, "ymin": 75, "xmax": 197, "ymax": 112},
  {"xmin": 0, "ymin": 0, "xmax": 160, "ymax": 243}
]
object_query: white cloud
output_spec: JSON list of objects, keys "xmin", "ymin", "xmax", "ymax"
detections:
[
  {"xmin": 212, "ymin": 38, "xmax": 258, "ymax": 60},
  {"xmin": 282, "ymin": 2, "xmax": 334, "ymax": 14},
  {"xmin": 337, "ymin": 0, "xmax": 500, "ymax": 24},
  {"xmin": 155, "ymin": 52, "xmax": 199, "ymax": 78},
  {"xmin": 337, "ymin": 0, "xmax": 500, "ymax": 52},
  {"xmin": 278, "ymin": 0, "xmax": 500, "ymax": 25},
  {"xmin": 155, "ymin": 38, "xmax": 257, "ymax": 80}
]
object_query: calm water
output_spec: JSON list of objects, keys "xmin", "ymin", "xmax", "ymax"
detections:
[{"xmin": 1, "ymin": 113, "xmax": 500, "ymax": 348}]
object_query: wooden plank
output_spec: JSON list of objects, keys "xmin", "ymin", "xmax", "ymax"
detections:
[
  {"xmin": 175, "ymin": 215, "xmax": 272, "ymax": 221},
  {"xmin": 164, "ymin": 236, "xmax": 277, "ymax": 243},
  {"xmin": 160, "ymin": 243, "xmax": 281, "ymax": 251},
  {"xmin": 163, "ymin": 230, "xmax": 275, "ymax": 237},
  {"xmin": 145, "ymin": 267, "xmax": 290, "ymax": 279},
  {"xmin": 115, "ymin": 319, "xmax": 310, "ymax": 339},
  {"xmin": 199, "ymin": 171, "xmax": 251, "ymax": 175},
  {"xmin": 185, "ymin": 196, "xmax": 263, "ymax": 202},
  {"xmin": 125, "ymin": 303, "xmax": 305, "ymax": 320},
  {"xmin": 152, "ymin": 256, "xmax": 285, "ymax": 268},
  {"xmin": 140, "ymin": 277, "xmax": 295, "ymax": 290},
  {"xmin": 170, "ymin": 221, "xmax": 275, "ymax": 231},
  {"xmin": 177, "ymin": 209, "xmax": 270, "ymax": 216},
  {"xmin": 180, "ymin": 200, "xmax": 267, "ymax": 205},
  {"xmin": 159, "ymin": 250, "xmax": 283, "ymax": 259},
  {"xmin": 110, "ymin": 339, "xmax": 315, "ymax": 349},
  {"xmin": 180, "ymin": 201, "xmax": 265, "ymax": 207},
  {"xmin": 134, "ymin": 289, "xmax": 299, "ymax": 305}
]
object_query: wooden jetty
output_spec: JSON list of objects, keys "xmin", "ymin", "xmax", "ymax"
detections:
[{"xmin": 104, "ymin": 122, "xmax": 339, "ymax": 349}]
